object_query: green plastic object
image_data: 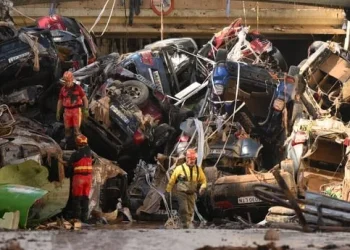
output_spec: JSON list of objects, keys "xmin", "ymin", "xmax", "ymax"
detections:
[
  {"xmin": 0, "ymin": 160, "xmax": 70, "ymax": 227},
  {"xmin": 0, "ymin": 184, "xmax": 47, "ymax": 228}
]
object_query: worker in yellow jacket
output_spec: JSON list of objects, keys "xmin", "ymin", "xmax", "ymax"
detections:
[{"xmin": 166, "ymin": 148, "xmax": 207, "ymax": 228}]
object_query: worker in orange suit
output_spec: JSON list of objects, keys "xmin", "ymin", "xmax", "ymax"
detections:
[
  {"xmin": 56, "ymin": 71, "xmax": 89, "ymax": 145},
  {"xmin": 166, "ymin": 148, "xmax": 207, "ymax": 228},
  {"xmin": 67, "ymin": 134, "xmax": 93, "ymax": 223}
]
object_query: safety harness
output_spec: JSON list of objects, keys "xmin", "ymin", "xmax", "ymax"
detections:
[{"xmin": 180, "ymin": 164, "xmax": 200, "ymax": 182}]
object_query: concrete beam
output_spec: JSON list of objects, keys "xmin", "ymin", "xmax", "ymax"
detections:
[
  {"xmin": 10, "ymin": 1, "xmax": 346, "ymax": 35},
  {"xmin": 12, "ymin": 0, "xmax": 350, "ymax": 8},
  {"xmin": 245, "ymin": 0, "xmax": 350, "ymax": 8}
]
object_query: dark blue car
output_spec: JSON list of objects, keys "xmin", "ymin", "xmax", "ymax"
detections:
[{"xmin": 210, "ymin": 49, "xmax": 297, "ymax": 138}]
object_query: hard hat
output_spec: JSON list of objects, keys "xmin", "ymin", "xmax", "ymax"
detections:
[
  {"xmin": 76, "ymin": 134, "xmax": 88, "ymax": 146},
  {"xmin": 63, "ymin": 71, "xmax": 74, "ymax": 83},
  {"xmin": 186, "ymin": 148, "xmax": 197, "ymax": 160}
]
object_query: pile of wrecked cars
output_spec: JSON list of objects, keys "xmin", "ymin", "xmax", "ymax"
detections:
[
  {"xmin": 1, "ymin": 9, "xmax": 350, "ymax": 231},
  {"xmin": 0, "ymin": 105, "xmax": 127, "ymax": 229}
]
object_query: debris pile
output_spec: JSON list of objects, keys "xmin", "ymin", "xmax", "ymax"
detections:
[{"xmin": 1, "ymin": 0, "xmax": 350, "ymax": 232}]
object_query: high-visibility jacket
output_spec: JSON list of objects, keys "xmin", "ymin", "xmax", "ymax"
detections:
[
  {"xmin": 68, "ymin": 146, "xmax": 93, "ymax": 175},
  {"xmin": 59, "ymin": 84, "xmax": 86, "ymax": 108},
  {"xmin": 166, "ymin": 163, "xmax": 207, "ymax": 194}
]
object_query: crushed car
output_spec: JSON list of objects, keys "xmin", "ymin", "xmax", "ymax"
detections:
[
  {"xmin": 0, "ymin": 23, "xmax": 61, "ymax": 113},
  {"xmin": 36, "ymin": 14, "xmax": 98, "ymax": 71},
  {"xmin": 0, "ymin": 105, "xmax": 128, "ymax": 228}
]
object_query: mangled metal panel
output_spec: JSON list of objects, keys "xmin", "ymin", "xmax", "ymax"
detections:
[
  {"xmin": 212, "ymin": 171, "xmax": 296, "ymax": 210},
  {"xmin": 1, "ymin": 125, "xmax": 62, "ymax": 158},
  {"xmin": 297, "ymin": 167, "xmax": 343, "ymax": 196},
  {"xmin": 0, "ymin": 160, "xmax": 70, "ymax": 226}
]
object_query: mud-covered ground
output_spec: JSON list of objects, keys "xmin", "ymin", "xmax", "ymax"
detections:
[{"xmin": 2, "ymin": 226, "xmax": 350, "ymax": 250}]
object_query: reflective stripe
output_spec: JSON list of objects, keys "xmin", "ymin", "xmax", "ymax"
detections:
[{"xmin": 74, "ymin": 166, "xmax": 92, "ymax": 172}]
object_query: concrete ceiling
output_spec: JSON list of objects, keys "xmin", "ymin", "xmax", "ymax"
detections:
[
  {"xmin": 246, "ymin": 0, "xmax": 350, "ymax": 8},
  {"xmin": 11, "ymin": 0, "xmax": 350, "ymax": 8}
]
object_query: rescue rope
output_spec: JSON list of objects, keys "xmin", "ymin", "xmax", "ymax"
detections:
[
  {"xmin": 89, "ymin": 0, "xmax": 111, "ymax": 33},
  {"xmin": 96, "ymin": 0, "xmax": 116, "ymax": 37},
  {"xmin": 10, "ymin": 6, "xmax": 35, "ymax": 22},
  {"xmin": 160, "ymin": 1, "xmax": 164, "ymax": 40},
  {"xmin": 256, "ymin": 1, "xmax": 259, "ymax": 32},
  {"xmin": 212, "ymin": 62, "xmax": 241, "ymax": 169},
  {"xmin": 242, "ymin": 1, "xmax": 247, "ymax": 26}
]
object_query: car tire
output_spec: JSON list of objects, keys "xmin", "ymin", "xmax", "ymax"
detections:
[{"xmin": 122, "ymin": 80, "xmax": 149, "ymax": 107}]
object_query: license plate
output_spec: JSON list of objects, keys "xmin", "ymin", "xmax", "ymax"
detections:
[
  {"xmin": 237, "ymin": 196, "xmax": 262, "ymax": 204},
  {"xmin": 110, "ymin": 105, "xmax": 129, "ymax": 123},
  {"xmin": 210, "ymin": 149, "xmax": 230, "ymax": 155}
]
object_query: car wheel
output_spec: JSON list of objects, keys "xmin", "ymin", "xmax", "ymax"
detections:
[{"xmin": 122, "ymin": 80, "xmax": 149, "ymax": 107}]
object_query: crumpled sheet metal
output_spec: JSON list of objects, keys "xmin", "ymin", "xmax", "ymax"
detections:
[
  {"xmin": 2, "ymin": 126, "xmax": 62, "ymax": 158},
  {"xmin": 136, "ymin": 161, "xmax": 168, "ymax": 215},
  {"xmin": 92, "ymin": 156, "xmax": 126, "ymax": 185},
  {"xmin": 89, "ymin": 155, "xmax": 126, "ymax": 214},
  {"xmin": 298, "ymin": 167, "xmax": 343, "ymax": 195},
  {"xmin": 89, "ymin": 96, "xmax": 111, "ymax": 128},
  {"xmin": 1, "ymin": 123, "xmax": 65, "ymax": 181},
  {"xmin": 292, "ymin": 118, "xmax": 350, "ymax": 136},
  {"xmin": 135, "ymin": 154, "xmax": 182, "ymax": 215}
]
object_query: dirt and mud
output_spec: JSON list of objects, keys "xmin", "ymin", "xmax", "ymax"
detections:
[{"xmin": 2, "ymin": 227, "xmax": 350, "ymax": 250}]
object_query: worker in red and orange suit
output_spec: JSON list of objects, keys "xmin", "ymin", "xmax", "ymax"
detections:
[
  {"xmin": 66, "ymin": 134, "xmax": 93, "ymax": 223},
  {"xmin": 56, "ymin": 71, "xmax": 89, "ymax": 145},
  {"xmin": 166, "ymin": 148, "xmax": 207, "ymax": 228}
]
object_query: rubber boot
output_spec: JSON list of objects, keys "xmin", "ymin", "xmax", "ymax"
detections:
[{"xmin": 80, "ymin": 196, "xmax": 90, "ymax": 223}]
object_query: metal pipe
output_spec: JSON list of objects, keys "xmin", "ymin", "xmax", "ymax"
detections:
[{"xmin": 345, "ymin": 20, "xmax": 350, "ymax": 51}]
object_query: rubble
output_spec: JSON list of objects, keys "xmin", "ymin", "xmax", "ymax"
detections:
[
  {"xmin": 0, "ymin": 211, "xmax": 19, "ymax": 230},
  {"xmin": 0, "ymin": 0, "xmax": 350, "ymax": 235},
  {"xmin": 196, "ymin": 243, "xmax": 289, "ymax": 250}
]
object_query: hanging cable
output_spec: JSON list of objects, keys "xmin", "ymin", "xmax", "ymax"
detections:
[
  {"xmin": 213, "ymin": 62, "xmax": 241, "ymax": 168},
  {"xmin": 89, "ymin": 0, "xmax": 111, "ymax": 32},
  {"xmin": 10, "ymin": 6, "xmax": 35, "ymax": 22},
  {"xmin": 96, "ymin": 0, "xmax": 116, "ymax": 37},
  {"xmin": 256, "ymin": 1, "xmax": 259, "ymax": 32},
  {"xmin": 160, "ymin": 0, "xmax": 164, "ymax": 40},
  {"xmin": 242, "ymin": 1, "xmax": 247, "ymax": 26}
]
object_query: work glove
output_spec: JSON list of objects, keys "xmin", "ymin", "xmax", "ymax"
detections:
[
  {"xmin": 56, "ymin": 110, "xmax": 61, "ymax": 121},
  {"xmin": 199, "ymin": 187, "xmax": 206, "ymax": 196},
  {"xmin": 82, "ymin": 108, "xmax": 89, "ymax": 121}
]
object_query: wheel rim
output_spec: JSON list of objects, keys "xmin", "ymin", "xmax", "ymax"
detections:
[{"xmin": 123, "ymin": 86, "xmax": 141, "ymax": 99}]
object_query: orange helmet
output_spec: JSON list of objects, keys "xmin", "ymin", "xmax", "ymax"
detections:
[
  {"xmin": 76, "ymin": 134, "xmax": 88, "ymax": 146},
  {"xmin": 62, "ymin": 71, "xmax": 74, "ymax": 84},
  {"xmin": 186, "ymin": 148, "xmax": 197, "ymax": 160}
]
